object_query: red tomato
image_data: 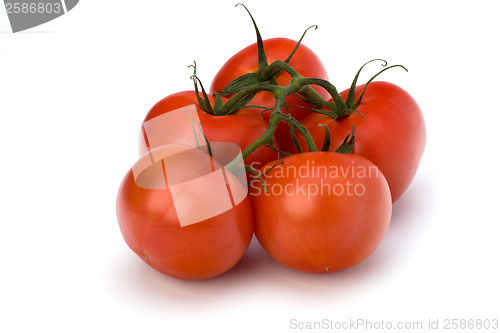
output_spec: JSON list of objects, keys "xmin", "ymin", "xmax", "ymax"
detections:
[
  {"xmin": 140, "ymin": 90, "xmax": 278, "ymax": 171},
  {"xmin": 116, "ymin": 144, "xmax": 254, "ymax": 280},
  {"xmin": 209, "ymin": 38, "xmax": 330, "ymax": 154},
  {"xmin": 300, "ymin": 81, "xmax": 426, "ymax": 203},
  {"xmin": 249, "ymin": 152, "xmax": 392, "ymax": 273}
]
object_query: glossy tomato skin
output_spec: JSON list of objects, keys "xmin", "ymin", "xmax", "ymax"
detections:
[
  {"xmin": 116, "ymin": 146, "xmax": 254, "ymax": 280},
  {"xmin": 140, "ymin": 90, "xmax": 278, "ymax": 171},
  {"xmin": 209, "ymin": 38, "xmax": 330, "ymax": 153},
  {"xmin": 249, "ymin": 152, "xmax": 392, "ymax": 273},
  {"xmin": 301, "ymin": 81, "xmax": 426, "ymax": 203}
]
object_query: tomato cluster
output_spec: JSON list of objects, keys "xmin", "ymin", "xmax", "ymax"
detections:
[{"xmin": 116, "ymin": 5, "xmax": 425, "ymax": 280}]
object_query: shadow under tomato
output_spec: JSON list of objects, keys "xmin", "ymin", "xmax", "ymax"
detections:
[
  {"xmin": 107, "ymin": 173, "xmax": 435, "ymax": 310},
  {"xmin": 390, "ymin": 170, "xmax": 436, "ymax": 226}
]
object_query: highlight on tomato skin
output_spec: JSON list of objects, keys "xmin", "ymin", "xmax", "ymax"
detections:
[
  {"xmin": 249, "ymin": 152, "xmax": 392, "ymax": 274},
  {"xmin": 116, "ymin": 144, "xmax": 254, "ymax": 281}
]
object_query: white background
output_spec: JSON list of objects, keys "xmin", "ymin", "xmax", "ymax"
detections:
[{"xmin": 1, "ymin": 0, "xmax": 499, "ymax": 332}]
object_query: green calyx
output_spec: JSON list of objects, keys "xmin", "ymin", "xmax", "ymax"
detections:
[
  {"xmin": 334, "ymin": 59, "xmax": 408, "ymax": 119},
  {"xmin": 186, "ymin": 4, "xmax": 411, "ymax": 179},
  {"xmin": 283, "ymin": 59, "xmax": 408, "ymax": 121},
  {"xmin": 346, "ymin": 59, "xmax": 408, "ymax": 110},
  {"xmin": 318, "ymin": 124, "xmax": 355, "ymax": 153},
  {"xmin": 215, "ymin": 4, "xmax": 319, "ymax": 102}
]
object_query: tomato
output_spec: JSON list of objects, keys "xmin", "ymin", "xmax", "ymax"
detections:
[
  {"xmin": 209, "ymin": 37, "xmax": 330, "ymax": 154},
  {"xmin": 300, "ymin": 81, "xmax": 426, "ymax": 203},
  {"xmin": 249, "ymin": 152, "xmax": 392, "ymax": 273},
  {"xmin": 140, "ymin": 90, "xmax": 278, "ymax": 171},
  {"xmin": 116, "ymin": 144, "xmax": 254, "ymax": 280}
]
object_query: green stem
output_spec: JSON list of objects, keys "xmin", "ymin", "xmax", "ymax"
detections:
[
  {"xmin": 319, "ymin": 124, "xmax": 331, "ymax": 151},
  {"xmin": 284, "ymin": 25, "xmax": 318, "ymax": 64},
  {"xmin": 219, "ymin": 83, "xmax": 282, "ymax": 115},
  {"xmin": 352, "ymin": 64, "xmax": 408, "ymax": 108},
  {"xmin": 261, "ymin": 60, "xmax": 345, "ymax": 116},
  {"xmin": 260, "ymin": 59, "xmax": 300, "ymax": 81},
  {"xmin": 345, "ymin": 59, "xmax": 386, "ymax": 107},
  {"xmin": 240, "ymin": 109, "xmax": 317, "ymax": 160},
  {"xmin": 239, "ymin": 90, "xmax": 317, "ymax": 162},
  {"xmin": 294, "ymin": 77, "xmax": 348, "ymax": 118},
  {"xmin": 189, "ymin": 62, "xmax": 216, "ymax": 115},
  {"xmin": 236, "ymin": 4, "xmax": 268, "ymax": 72}
]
